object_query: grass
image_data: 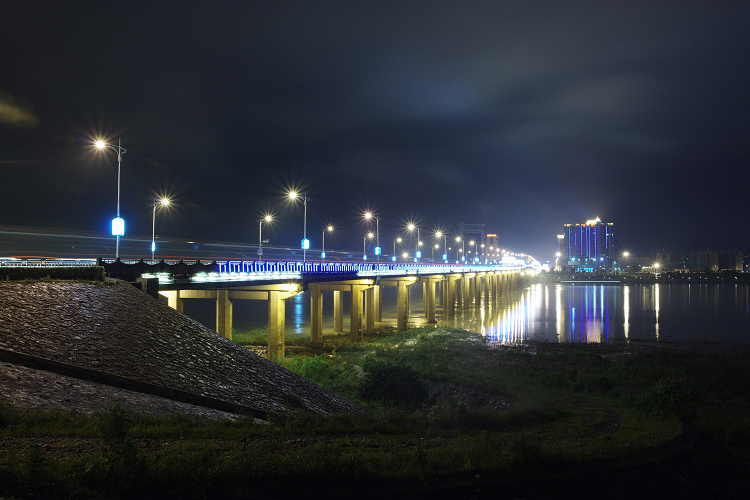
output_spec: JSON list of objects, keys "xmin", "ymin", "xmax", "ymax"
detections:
[{"xmin": 1, "ymin": 328, "xmax": 748, "ymax": 498}]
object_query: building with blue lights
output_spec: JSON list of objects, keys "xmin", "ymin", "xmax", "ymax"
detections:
[{"xmin": 561, "ymin": 217, "xmax": 614, "ymax": 272}]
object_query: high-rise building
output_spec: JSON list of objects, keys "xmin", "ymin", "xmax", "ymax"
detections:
[{"xmin": 562, "ymin": 217, "xmax": 614, "ymax": 272}]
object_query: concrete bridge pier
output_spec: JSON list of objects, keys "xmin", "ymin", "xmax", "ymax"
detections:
[
  {"xmin": 333, "ymin": 290, "xmax": 344, "ymax": 333},
  {"xmin": 442, "ymin": 275, "xmax": 459, "ymax": 318},
  {"xmin": 422, "ymin": 277, "xmax": 443, "ymax": 323},
  {"xmin": 161, "ymin": 285, "xmax": 301, "ymax": 359},
  {"xmin": 267, "ymin": 290, "xmax": 286, "ymax": 359},
  {"xmin": 216, "ymin": 290, "xmax": 233, "ymax": 339}
]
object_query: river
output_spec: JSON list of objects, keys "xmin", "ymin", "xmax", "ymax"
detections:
[{"xmin": 179, "ymin": 282, "xmax": 750, "ymax": 345}]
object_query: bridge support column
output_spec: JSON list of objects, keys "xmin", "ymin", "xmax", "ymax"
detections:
[
  {"xmin": 268, "ymin": 290, "xmax": 285, "ymax": 359},
  {"xmin": 163, "ymin": 291, "xmax": 184, "ymax": 313},
  {"xmin": 443, "ymin": 275, "xmax": 458, "ymax": 318},
  {"xmin": 374, "ymin": 285, "xmax": 382, "ymax": 322},
  {"xmin": 310, "ymin": 284, "xmax": 323, "ymax": 343},
  {"xmin": 475, "ymin": 275, "xmax": 483, "ymax": 305},
  {"xmin": 333, "ymin": 290, "xmax": 344, "ymax": 333},
  {"xmin": 350, "ymin": 285, "xmax": 365, "ymax": 342},
  {"xmin": 364, "ymin": 287, "xmax": 375, "ymax": 332},
  {"xmin": 460, "ymin": 275, "xmax": 469, "ymax": 308},
  {"xmin": 396, "ymin": 281, "xmax": 410, "ymax": 331},
  {"xmin": 423, "ymin": 279, "xmax": 437, "ymax": 323},
  {"xmin": 484, "ymin": 275, "xmax": 491, "ymax": 304},
  {"xmin": 216, "ymin": 289, "xmax": 233, "ymax": 340}
]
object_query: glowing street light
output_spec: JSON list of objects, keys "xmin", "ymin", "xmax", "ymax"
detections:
[
  {"xmin": 407, "ymin": 223, "xmax": 421, "ymax": 261},
  {"xmin": 94, "ymin": 138, "xmax": 126, "ymax": 259},
  {"xmin": 151, "ymin": 197, "xmax": 169, "ymax": 261},
  {"xmin": 436, "ymin": 231, "xmax": 447, "ymax": 261},
  {"xmin": 364, "ymin": 211, "xmax": 381, "ymax": 262},
  {"xmin": 258, "ymin": 214, "xmax": 272, "ymax": 261},
  {"xmin": 288, "ymin": 191, "xmax": 310, "ymax": 262},
  {"xmin": 393, "ymin": 236, "xmax": 402, "ymax": 261},
  {"xmin": 469, "ymin": 240, "xmax": 476, "ymax": 263},
  {"xmin": 363, "ymin": 232, "xmax": 374, "ymax": 261},
  {"xmin": 455, "ymin": 235, "xmax": 464, "ymax": 262},
  {"xmin": 321, "ymin": 225, "xmax": 333, "ymax": 259}
]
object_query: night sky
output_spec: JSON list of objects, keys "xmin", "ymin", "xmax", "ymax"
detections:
[{"xmin": 2, "ymin": 2, "xmax": 749, "ymax": 262}]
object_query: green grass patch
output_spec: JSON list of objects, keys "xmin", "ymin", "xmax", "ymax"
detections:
[{"xmin": 1, "ymin": 329, "xmax": 748, "ymax": 498}]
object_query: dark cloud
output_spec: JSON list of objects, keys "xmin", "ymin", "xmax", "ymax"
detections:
[{"xmin": 0, "ymin": 90, "xmax": 39, "ymax": 129}]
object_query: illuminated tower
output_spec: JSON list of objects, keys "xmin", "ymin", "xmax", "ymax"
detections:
[{"xmin": 563, "ymin": 217, "xmax": 614, "ymax": 272}]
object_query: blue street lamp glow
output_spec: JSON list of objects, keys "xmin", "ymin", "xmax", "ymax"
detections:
[
  {"xmin": 375, "ymin": 246, "xmax": 381, "ymax": 255},
  {"xmin": 112, "ymin": 217, "xmax": 125, "ymax": 236},
  {"xmin": 302, "ymin": 238, "xmax": 310, "ymax": 250}
]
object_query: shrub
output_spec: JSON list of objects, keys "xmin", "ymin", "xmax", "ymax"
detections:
[
  {"xmin": 357, "ymin": 358, "xmax": 428, "ymax": 410},
  {"xmin": 638, "ymin": 376, "xmax": 703, "ymax": 419}
]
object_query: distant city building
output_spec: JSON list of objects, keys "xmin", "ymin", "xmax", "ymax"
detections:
[
  {"xmin": 562, "ymin": 217, "xmax": 614, "ymax": 272},
  {"xmin": 683, "ymin": 250, "xmax": 719, "ymax": 271},
  {"xmin": 718, "ymin": 250, "xmax": 743, "ymax": 271}
]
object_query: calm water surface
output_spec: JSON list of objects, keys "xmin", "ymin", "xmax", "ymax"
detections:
[
  {"xmin": 181, "ymin": 283, "xmax": 750, "ymax": 345},
  {"xmin": 455, "ymin": 283, "xmax": 750, "ymax": 344}
]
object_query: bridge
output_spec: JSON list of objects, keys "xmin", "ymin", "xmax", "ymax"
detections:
[{"xmin": 2, "ymin": 257, "xmax": 538, "ymax": 358}]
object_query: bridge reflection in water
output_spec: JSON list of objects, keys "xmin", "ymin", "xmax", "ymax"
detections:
[{"xmin": 461, "ymin": 282, "xmax": 750, "ymax": 345}]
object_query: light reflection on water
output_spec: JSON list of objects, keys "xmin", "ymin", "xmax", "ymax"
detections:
[
  {"xmin": 182, "ymin": 282, "xmax": 750, "ymax": 344},
  {"xmin": 459, "ymin": 283, "xmax": 749, "ymax": 345}
]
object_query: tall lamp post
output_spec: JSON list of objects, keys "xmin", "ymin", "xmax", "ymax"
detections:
[
  {"xmin": 363, "ymin": 232, "xmax": 374, "ymax": 261},
  {"xmin": 151, "ymin": 198, "xmax": 169, "ymax": 261},
  {"xmin": 393, "ymin": 237, "xmax": 402, "ymax": 262},
  {"xmin": 95, "ymin": 138, "xmax": 126, "ymax": 259},
  {"xmin": 407, "ymin": 223, "xmax": 421, "ymax": 262},
  {"xmin": 436, "ymin": 231, "xmax": 447, "ymax": 261},
  {"xmin": 288, "ymin": 191, "xmax": 309, "ymax": 262},
  {"xmin": 321, "ymin": 225, "xmax": 333, "ymax": 259},
  {"xmin": 455, "ymin": 236, "xmax": 464, "ymax": 262},
  {"xmin": 364, "ymin": 212, "xmax": 381, "ymax": 263},
  {"xmin": 259, "ymin": 215, "xmax": 272, "ymax": 261}
]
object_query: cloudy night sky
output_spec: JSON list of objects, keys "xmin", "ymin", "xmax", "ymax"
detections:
[{"xmin": 2, "ymin": 1, "xmax": 749, "ymax": 262}]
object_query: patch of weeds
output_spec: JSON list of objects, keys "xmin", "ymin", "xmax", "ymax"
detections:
[
  {"xmin": 232, "ymin": 326, "xmax": 268, "ymax": 345},
  {"xmin": 94, "ymin": 405, "xmax": 146, "ymax": 493},
  {"xmin": 358, "ymin": 358, "xmax": 428, "ymax": 411},
  {"xmin": 638, "ymin": 375, "xmax": 703, "ymax": 419},
  {"xmin": 574, "ymin": 373, "xmax": 614, "ymax": 395},
  {"xmin": 0, "ymin": 401, "xmax": 18, "ymax": 428}
]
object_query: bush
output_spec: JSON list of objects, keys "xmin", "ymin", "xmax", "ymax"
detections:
[
  {"xmin": 638, "ymin": 376, "xmax": 703, "ymax": 419},
  {"xmin": 357, "ymin": 358, "xmax": 428, "ymax": 410}
]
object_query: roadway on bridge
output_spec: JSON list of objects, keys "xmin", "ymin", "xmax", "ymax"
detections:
[{"xmin": 0, "ymin": 225, "xmax": 368, "ymax": 263}]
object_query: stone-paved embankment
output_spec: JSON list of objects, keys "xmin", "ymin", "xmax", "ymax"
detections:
[{"xmin": 0, "ymin": 280, "xmax": 363, "ymax": 417}]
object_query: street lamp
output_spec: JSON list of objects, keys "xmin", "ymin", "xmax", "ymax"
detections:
[
  {"xmin": 393, "ymin": 236, "xmax": 402, "ymax": 262},
  {"xmin": 151, "ymin": 197, "xmax": 169, "ymax": 261},
  {"xmin": 259, "ymin": 214, "xmax": 272, "ymax": 261},
  {"xmin": 407, "ymin": 223, "xmax": 421, "ymax": 261},
  {"xmin": 363, "ymin": 232, "xmax": 374, "ymax": 261},
  {"xmin": 470, "ymin": 240, "xmax": 476, "ymax": 263},
  {"xmin": 436, "ymin": 231, "xmax": 447, "ymax": 261},
  {"xmin": 321, "ymin": 225, "xmax": 333, "ymax": 259},
  {"xmin": 364, "ymin": 211, "xmax": 381, "ymax": 262},
  {"xmin": 455, "ymin": 236, "xmax": 464, "ymax": 262},
  {"xmin": 95, "ymin": 138, "xmax": 126, "ymax": 259},
  {"xmin": 288, "ymin": 191, "xmax": 310, "ymax": 262}
]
